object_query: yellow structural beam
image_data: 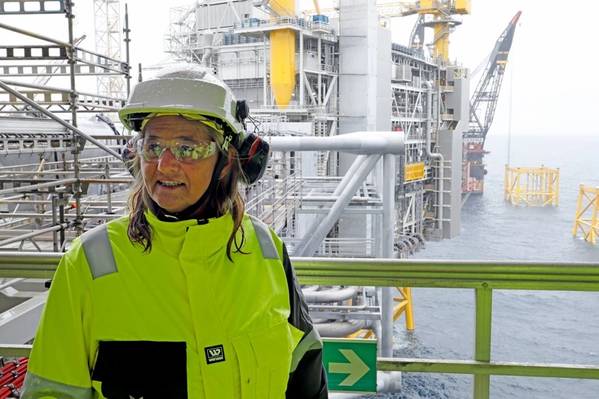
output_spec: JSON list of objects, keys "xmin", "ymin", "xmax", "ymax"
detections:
[
  {"xmin": 433, "ymin": 22, "xmax": 450, "ymax": 61},
  {"xmin": 347, "ymin": 286, "xmax": 414, "ymax": 339},
  {"xmin": 572, "ymin": 185, "xmax": 599, "ymax": 245},
  {"xmin": 414, "ymin": 0, "xmax": 470, "ymax": 62},
  {"xmin": 455, "ymin": 0, "xmax": 471, "ymax": 14},
  {"xmin": 270, "ymin": 0, "xmax": 296, "ymax": 108},
  {"xmin": 504, "ymin": 165, "xmax": 560, "ymax": 207}
]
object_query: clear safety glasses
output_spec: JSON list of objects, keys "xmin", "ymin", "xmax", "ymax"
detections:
[{"xmin": 137, "ymin": 139, "xmax": 218, "ymax": 163}]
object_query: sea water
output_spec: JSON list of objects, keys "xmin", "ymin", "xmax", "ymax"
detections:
[{"xmin": 380, "ymin": 133, "xmax": 599, "ymax": 399}]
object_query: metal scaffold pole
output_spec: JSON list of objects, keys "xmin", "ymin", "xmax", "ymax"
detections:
[{"xmin": 66, "ymin": 0, "xmax": 82, "ymax": 235}]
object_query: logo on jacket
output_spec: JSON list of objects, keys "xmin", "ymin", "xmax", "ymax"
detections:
[{"xmin": 205, "ymin": 344, "xmax": 225, "ymax": 364}]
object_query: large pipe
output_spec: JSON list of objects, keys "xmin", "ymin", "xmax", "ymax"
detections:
[
  {"xmin": 266, "ymin": 131, "xmax": 404, "ymax": 154},
  {"xmin": 314, "ymin": 320, "xmax": 372, "ymax": 337},
  {"xmin": 303, "ymin": 286, "xmax": 357, "ymax": 303},
  {"xmin": 381, "ymin": 154, "xmax": 396, "ymax": 357}
]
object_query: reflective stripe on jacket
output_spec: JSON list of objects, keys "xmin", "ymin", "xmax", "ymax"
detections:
[{"xmin": 21, "ymin": 212, "xmax": 327, "ymax": 398}]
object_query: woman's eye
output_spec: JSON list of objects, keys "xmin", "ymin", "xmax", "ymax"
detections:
[{"xmin": 147, "ymin": 143, "xmax": 162, "ymax": 155}]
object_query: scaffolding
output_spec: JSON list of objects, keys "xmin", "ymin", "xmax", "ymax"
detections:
[
  {"xmin": 0, "ymin": 0, "xmax": 131, "ymax": 249},
  {"xmin": 504, "ymin": 165, "xmax": 560, "ymax": 207},
  {"xmin": 94, "ymin": 0, "xmax": 128, "ymax": 98},
  {"xmin": 572, "ymin": 185, "xmax": 599, "ymax": 245}
]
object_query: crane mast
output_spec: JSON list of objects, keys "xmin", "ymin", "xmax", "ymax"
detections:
[{"xmin": 463, "ymin": 11, "xmax": 522, "ymax": 194}]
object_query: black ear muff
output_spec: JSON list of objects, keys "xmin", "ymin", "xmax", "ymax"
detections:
[
  {"xmin": 236, "ymin": 100, "xmax": 249, "ymax": 123},
  {"xmin": 237, "ymin": 133, "xmax": 269, "ymax": 184}
]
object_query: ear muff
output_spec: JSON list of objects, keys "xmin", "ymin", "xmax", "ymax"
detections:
[
  {"xmin": 237, "ymin": 133, "xmax": 269, "ymax": 184},
  {"xmin": 236, "ymin": 100, "xmax": 249, "ymax": 123}
]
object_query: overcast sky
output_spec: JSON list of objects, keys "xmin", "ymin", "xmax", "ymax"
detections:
[{"xmin": 2, "ymin": 0, "xmax": 598, "ymax": 137}]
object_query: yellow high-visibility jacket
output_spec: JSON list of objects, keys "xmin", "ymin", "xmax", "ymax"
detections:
[{"xmin": 21, "ymin": 211, "xmax": 327, "ymax": 398}]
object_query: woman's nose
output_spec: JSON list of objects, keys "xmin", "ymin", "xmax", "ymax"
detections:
[{"xmin": 156, "ymin": 148, "xmax": 179, "ymax": 172}]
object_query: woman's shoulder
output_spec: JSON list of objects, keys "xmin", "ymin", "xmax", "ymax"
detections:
[
  {"xmin": 61, "ymin": 216, "xmax": 131, "ymax": 275},
  {"xmin": 242, "ymin": 213, "xmax": 285, "ymax": 259}
]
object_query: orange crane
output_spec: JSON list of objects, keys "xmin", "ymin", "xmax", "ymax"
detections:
[{"xmin": 463, "ymin": 11, "xmax": 522, "ymax": 194}]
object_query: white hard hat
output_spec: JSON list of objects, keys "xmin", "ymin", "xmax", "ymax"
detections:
[
  {"xmin": 119, "ymin": 63, "xmax": 245, "ymax": 137},
  {"xmin": 119, "ymin": 63, "xmax": 270, "ymax": 184}
]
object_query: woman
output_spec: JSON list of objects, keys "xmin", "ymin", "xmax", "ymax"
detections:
[{"xmin": 21, "ymin": 64, "xmax": 328, "ymax": 398}]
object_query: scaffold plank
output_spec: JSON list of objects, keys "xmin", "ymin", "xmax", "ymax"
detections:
[
  {"xmin": 0, "ymin": 64, "xmax": 123, "ymax": 77},
  {"xmin": 0, "ymin": 0, "xmax": 65, "ymax": 14},
  {"xmin": 0, "ymin": 45, "xmax": 67, "ymax": 60}
]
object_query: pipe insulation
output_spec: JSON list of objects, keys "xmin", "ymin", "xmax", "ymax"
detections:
[{"xmin": 302, "ymin": 286, "xmax": 358, "ymax": 303}]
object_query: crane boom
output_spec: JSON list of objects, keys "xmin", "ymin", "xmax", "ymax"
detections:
[
  {"xmin": 466, "ymin": 11, "xmax": 521, "ymax": 143},
  {"xmin": 462, "ymin": 11, "xmax": 521, "ymax": 195}
]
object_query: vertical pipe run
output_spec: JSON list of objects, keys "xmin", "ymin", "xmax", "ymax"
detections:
[
  {"xmin": 381, "ymin": 154, "xmax": 396, "ymax": 357},
  {"xmin": 474, "ymin": 285, "xmax": 493, "ymax": 399}
]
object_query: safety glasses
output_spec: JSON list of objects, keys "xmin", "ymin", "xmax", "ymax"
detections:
[{"xmin": 137, "ymin": 139, "xmax": 218, "ymax": 163}]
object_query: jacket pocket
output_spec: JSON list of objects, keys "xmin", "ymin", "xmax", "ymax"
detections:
[
  {"xmin": 232, "ymin": 336, "xmax": 257, "ymax": 399},
  {"xmin": 249, "ymin": 321, "xmax": 295, "ymax": 399}
]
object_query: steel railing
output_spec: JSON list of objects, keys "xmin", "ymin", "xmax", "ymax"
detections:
[{"xmin": 0, "ymin": 253, "xmax": 598, "ymax": 398}]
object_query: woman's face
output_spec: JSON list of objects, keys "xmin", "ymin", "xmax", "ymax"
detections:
[{"xmin": 140, "ymin": 115, "xmax": 219, "ymax": 213}]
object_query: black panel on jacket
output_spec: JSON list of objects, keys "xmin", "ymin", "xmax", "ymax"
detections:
[
  {"xmin": 92, "ymin": 341, "xmax": 187, "ymax": 399},
  {"xmin": 286, "ymin": 349, "xmax": 329, "ymax": 399},
  {"xmin": 281, "ymin": 244, "xmax": 313, "ymax": 332},
  {"xmin": 281, "ymin": 243, "xmax": 329, "ymax": 399}
]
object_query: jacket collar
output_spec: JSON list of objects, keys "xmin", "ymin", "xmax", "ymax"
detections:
[{"xmin": 146, "ymin": 210, "xmax": 235, "ymax": 259}]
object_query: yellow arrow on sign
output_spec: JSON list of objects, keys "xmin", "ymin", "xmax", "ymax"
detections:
[{"xmin": 328, "ymin": 349, "xmax": 370, "ymax": 386}]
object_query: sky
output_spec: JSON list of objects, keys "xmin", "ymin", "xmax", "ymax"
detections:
[{"xmin": 2, "ymin": 0, "xmax": 598, "ymax": 137}]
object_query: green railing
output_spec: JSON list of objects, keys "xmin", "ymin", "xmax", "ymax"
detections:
[{"xmin": 1, "ymin": 253, "xmax": 599, "ymax": 398}]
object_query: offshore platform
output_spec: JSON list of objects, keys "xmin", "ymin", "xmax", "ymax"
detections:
[
  {"xmin": 166, "ymin": 0, "xmax": 470, "ymax": 244},
  {"xmin": 0, "ymin": 0, "xmax": 518, "ymax": 395}
]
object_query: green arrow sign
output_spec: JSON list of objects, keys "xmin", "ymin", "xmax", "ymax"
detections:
[{"xmin": 323, "ymin": 338, "xmax": 377, "ymax": 393}]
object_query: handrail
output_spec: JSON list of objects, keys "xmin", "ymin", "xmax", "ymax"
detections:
[{"xmin": 0, "ymin": 254, "xmax": 598, "ymax": 398}]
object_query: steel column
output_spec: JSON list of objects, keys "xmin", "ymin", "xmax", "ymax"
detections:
[{"xmin": 381, "ymin": 154, "xmax": 396, "ymax": 357}]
